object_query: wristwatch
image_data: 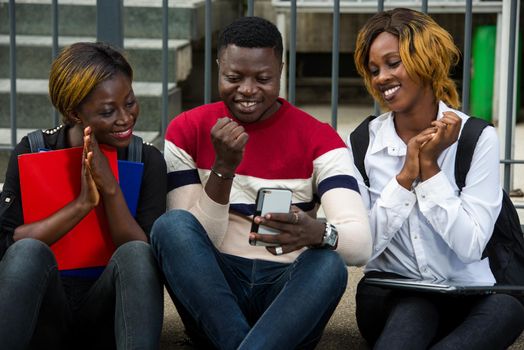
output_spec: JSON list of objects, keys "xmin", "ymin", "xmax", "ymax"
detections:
[{"xmin": 320, "ymin": 222, "xmax": 338, "ymax": 249}]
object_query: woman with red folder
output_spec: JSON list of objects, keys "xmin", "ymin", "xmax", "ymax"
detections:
[{"xmin": 0, "ymin": 42, "xmax": 166, "ymax": 349}]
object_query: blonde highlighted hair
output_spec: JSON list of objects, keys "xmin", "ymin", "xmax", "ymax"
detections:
[
  {"xmin": 354, "ymin": 8, "xmax": 460, "ymax": 109},
  {"xmin": 48, "ymin": 42, "xmax": 133, "ymax": 125}
]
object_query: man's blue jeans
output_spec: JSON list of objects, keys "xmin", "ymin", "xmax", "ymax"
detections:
[
  {"xmin": 0, "ymin": 238, "xmax": 164, "ymax": 350},
  {"xmin": 151, "ymin": 209, "xmax": 348, "ymax": 350}
]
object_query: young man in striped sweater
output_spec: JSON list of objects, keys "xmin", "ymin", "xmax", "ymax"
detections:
[{"xmin": 151, "ymin": 16, "xmax": 371, "ymax": 349}]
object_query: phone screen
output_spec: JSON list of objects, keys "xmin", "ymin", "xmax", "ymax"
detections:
[{"xmin": 250, "ymin": 188, "xmax": 292, "ymax": 246}]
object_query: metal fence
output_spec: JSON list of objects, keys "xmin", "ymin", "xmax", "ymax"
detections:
[{"xmin": 4, "ymin": 0, "xmax": 522, "ymax": 205}]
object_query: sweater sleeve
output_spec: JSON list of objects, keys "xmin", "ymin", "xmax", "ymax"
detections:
[
  {"xmin": 314, "ymin": 147, "xmax": 372, "ymax": 266},
  {"xmin": 164, "ymin": 117, "xmax": 230, "ymax": 247}
]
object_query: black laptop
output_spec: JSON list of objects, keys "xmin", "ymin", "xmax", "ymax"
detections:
[{"xmin": 364, "ymin": 277, "xmax": 524, "ymax": 296}]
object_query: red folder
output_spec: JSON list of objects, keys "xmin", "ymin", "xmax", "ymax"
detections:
[{"xmin": 18, "ymin": 146, "xmax": 119, "ymax": 270}]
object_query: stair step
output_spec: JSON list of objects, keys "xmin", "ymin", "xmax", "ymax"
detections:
[
  {"xmin": 0, "ymin": 0, "xmax": 238, "ymax": 41},
  {"xmin": 0, "ymin": 79, "xmax": 181, "ymax": 131},
  {"xmin": 0, "ymin": 79, "xmax": 177, "ymax": 95},
  {"xmin": 1, "ymin": 0, "xmax": 206, "ymax": 8},
  {"xmin": 0, "ymin": 35, "xmax": 192, "ymax": 82}
]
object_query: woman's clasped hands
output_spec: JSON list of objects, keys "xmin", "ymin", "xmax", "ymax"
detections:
[
  {"xmin": 80, "ymin": 126, "xmax": 118, "ymax": 209},
  {"xmin": 397, "ymin": 111, "xmax": 462, "ymax": 189}
]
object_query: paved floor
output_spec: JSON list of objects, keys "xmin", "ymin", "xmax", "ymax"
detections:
[{"xmin": 160, "ymin": 266, "xmax": 524, "ymax": 349}]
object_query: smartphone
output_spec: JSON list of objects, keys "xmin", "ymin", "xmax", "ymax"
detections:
[{"xmin": 249, "ymin": 188, "xmax": 292, "ymax": 246}]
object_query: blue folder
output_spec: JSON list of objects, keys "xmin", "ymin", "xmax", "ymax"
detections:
[{"xmin": 118, "ymin": 160, "xmax": 144, "ymax": 217}]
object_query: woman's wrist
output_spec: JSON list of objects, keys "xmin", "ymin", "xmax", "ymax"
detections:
[
  {"xmin": 396, "ymin": 172, "xmax": 416, "ymax": 190},
  {"xmin": 99, "ymin": 181, "xmax": 120, "ymax": 197},
  {"xmin": 419, "ymin": 158, "xmax": 439, "ymax": 181},
  {"xmin": 74, "ymin": 196, "xmax": 96, "ymax": 214}
]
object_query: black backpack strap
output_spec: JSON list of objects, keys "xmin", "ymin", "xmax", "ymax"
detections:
[
  {"xmin": 29, "ymin": 131, "xmax": 144, "ymax": 162},
  {"xmin": 349, "ymin": 115, "xmax": 377, "ymax": 187},
  {"xmin": 455, "ymin": 117, "xmax": 491, "ymax": 192},
  {"xmin": 127, "ymin": 135, "xmax": 143, "ymax": 163},
  {"xmin": 27, "ymin": 130, "xmax": 46, "ymax": 153}
]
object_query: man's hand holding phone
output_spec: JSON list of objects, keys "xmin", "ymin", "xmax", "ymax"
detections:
[{"xmin": 250, "ymin": 188, "xmax": 326, "ymax": 256}]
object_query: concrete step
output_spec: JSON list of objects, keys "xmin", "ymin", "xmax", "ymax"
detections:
[
  {"xmin": 0, "ymin": 0, "xmax": 238, "ymax": 42},
  {"xmin": 0, "ymin": 79, "xmax": 181, "ymax": 132},
  {"xmin": 0, "ymin": 35, "xmax": 192, "ymax": 83}
]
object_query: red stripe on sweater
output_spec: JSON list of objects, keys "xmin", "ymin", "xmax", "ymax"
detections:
[{"xmin": 166, "ymin": 99, "xmax": 346, "ymax": 180}]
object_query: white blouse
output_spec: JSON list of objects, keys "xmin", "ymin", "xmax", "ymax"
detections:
[{"xmin": 346, "ymin": 101, "xmax": 502, "ymax": 283}]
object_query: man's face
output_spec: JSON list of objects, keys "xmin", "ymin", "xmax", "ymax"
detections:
[{"xmin": 218, "ymin": 44, "xmax": 283, "ymax": 124}]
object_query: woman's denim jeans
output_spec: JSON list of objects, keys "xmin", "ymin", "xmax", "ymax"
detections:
[
  {"xmin": 151, "ymin": 209, "xmax": 348, "ymax": 350},
  {"xmin": 0, "ymin": 238, "xmax": 163, "ymax": 350}
]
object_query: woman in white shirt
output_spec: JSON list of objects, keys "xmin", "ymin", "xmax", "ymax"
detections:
[{"xmin": 349, "ymin": 8, "xmax": 524, "ymax": 349}]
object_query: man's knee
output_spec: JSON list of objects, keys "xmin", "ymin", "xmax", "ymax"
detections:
[
  {"xmin": 301, "ymin": 249, "xmax": 348, "ymax": 292},
  {"xmin": 150, "ymin": 209, "xmax": 200, "ymax": 247}
]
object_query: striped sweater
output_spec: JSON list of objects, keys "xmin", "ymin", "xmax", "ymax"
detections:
[{"xmin": 164, "ymin": 98, "xmax": 371, "ymax": 265}]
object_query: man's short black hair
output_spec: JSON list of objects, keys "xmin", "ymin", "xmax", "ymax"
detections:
[{"xmin": 217, "ymin": 16, "xmax": 283, "ymax": 61}]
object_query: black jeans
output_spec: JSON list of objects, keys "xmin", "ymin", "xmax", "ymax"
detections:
[
  {"xmin": 0, "ymin": 239, "xmax": 163, "ymax": 350},
  {"xmin": 356, "ymin": 273, "xmax": 524, "ymax": 350}
]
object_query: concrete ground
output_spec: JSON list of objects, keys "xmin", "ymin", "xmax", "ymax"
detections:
[
  {"xmin": 158, "ymin": 103, "xmax": 524, "ymax": 349},
  {"xmin": 159, "ymin": 266, "xmax": 524, "ymax": 349}
]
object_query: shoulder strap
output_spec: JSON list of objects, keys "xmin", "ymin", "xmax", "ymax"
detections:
[
  {"xmin": 455, "ymin": 117, "xmax": 491, "ymax": 192},
  {"xmin": 27, "ymin": 130, "xmax": 46, "ymax": 153},
  {"xmin": 127, "ymin": 135, "xmax": 143, "ymax": 163},
  {"xmin": 28, "ymin": 130, "xmax": 144, "ymax": 162},
  {"xmin": 349, "ymin": 115, "xmax": 377, "ymax": 187}
]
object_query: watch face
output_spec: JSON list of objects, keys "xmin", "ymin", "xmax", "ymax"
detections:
[{"xmin": 324, "ymin": 224, "xmax": 338, "ymax": 247}]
